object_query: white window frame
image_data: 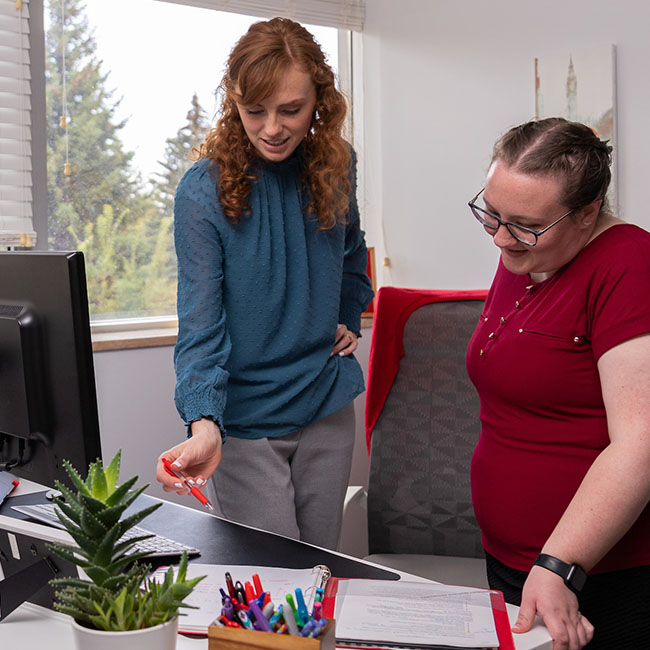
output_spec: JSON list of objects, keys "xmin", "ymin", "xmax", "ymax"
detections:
[{"xmin": 26, "ymin": 0, "xmax": 360, "ymax": 338}]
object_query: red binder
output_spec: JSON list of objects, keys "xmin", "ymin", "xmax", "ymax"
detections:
[{"xmin": 322, "ymin": 577, "xmax": 515, "ymax": 650}]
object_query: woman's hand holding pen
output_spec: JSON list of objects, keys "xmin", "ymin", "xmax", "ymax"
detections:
[
  {"xmin": 512, "ymin": 565, "xmax": 593, "ymax": 650},
  {"xmin": 156, "ymin": 417, "xmax": 222, "ymax": 496},
  {"xmin": 330, "ymin": 323, "xmax": 358, "ymax": 357}
]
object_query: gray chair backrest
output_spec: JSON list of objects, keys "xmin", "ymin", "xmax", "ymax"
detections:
[{"xmin": 367, "ymin": 299, "xmax": 484, "ymax": 557}]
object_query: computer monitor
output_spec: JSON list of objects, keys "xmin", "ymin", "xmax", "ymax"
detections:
[{"xmin": 0, "ymin": 251, "xmax": 102, "ymax": 488}]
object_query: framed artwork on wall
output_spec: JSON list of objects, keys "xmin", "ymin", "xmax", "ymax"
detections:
[{"xmin": 534, "ymin": 44, "xmax": 617, "ymax": 210}]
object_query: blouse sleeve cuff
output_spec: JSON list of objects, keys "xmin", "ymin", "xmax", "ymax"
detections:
[{"xmin": 175, "ymin": 389, "xmax": 227, "ymax": 441}]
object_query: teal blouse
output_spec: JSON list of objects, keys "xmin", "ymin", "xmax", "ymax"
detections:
[{"xmin": 173, "ymin": 148, "xmax": 373, "ymax": 439}]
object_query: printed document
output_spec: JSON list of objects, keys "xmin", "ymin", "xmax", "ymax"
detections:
[{"xmin": 333, "ymin": 580, "xmax": 500, "ymax": 648}]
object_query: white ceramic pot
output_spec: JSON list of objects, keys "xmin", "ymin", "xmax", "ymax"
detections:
[{"xmin": 71, "ymin": 616, "xmax": 178, "ymax": 650}]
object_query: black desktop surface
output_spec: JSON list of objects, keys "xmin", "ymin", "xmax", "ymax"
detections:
[{"xmin": 1, "ymin": 489, "xmax": 399, "ymax": 581}]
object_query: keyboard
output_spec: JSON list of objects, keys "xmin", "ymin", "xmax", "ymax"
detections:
[{"xmin": 11, "ymin": 502, "xmax": 200, "ymax": 558}]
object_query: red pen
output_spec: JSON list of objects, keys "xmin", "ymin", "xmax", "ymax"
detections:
[
  {"xmin": 252, "ymin": 573, "xmax": 264, "ymax": 598},
  {"xmin": 244, "ymin": 580, "xmax": 256, "ymax": 604},
  {"xmin": 161, "ymin": 457, "xmax": 214, "ymax": 510},
  {"xmin": 225, "ymin": 572, "xmax": 236, "ymax": 601}
]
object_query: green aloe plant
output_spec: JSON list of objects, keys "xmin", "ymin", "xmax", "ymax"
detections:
[{"xmin": 47, "ymin": 450, "xmax": 204, "ymax": 631}]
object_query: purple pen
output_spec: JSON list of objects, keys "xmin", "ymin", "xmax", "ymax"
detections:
[
  {"xmin": 249, "ymin": 600, "xmax": 273, "ymax": 632},
  {"xmin": 222, "ymin": 596, "xmax": 236, "ymax": 622},
  {"xmin": 300, "ymin": 619, "xmax": 317, "ymax": 637}
]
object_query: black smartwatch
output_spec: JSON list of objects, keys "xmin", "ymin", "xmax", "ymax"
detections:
[{"xmin": 533, "ymin": 553, "xmax": 587, "ymax": 594}]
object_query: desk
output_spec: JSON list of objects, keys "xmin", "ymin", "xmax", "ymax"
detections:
[{"xmin": 0, "ymin": 483, "xmax": 552, "ymax": 650}]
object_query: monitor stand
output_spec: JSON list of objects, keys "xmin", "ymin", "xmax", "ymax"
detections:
[{"xmin": 0, "ymin": 553, "xmax": 59, "ymax": 621}]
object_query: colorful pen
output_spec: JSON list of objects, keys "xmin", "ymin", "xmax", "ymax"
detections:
[
  {"xmin": 249, "ymin": 600, "xmax": 273, "ymax": 632},
  {"xmin": 282, "ymin": 602, "xmax": 300, "ymax": 636},
  {"xmin": 234, "ymin": 581, "xmax": 248, "ymax": 607},
  {"xmin": 294, "ymin": 588, "xmax": 309, "ymax": 625},
  {"xmin": 269, "ymin": 604, "xmax": 284, "ymax": 630},
  {"xmin": 262, "ymin": 600, "xmax": 274, "ymax": 619},
  {"xmin": 234, "ymin": 606, "xmax": 254, "ymax": 630},
  {"xmin": 252, "ymin": 573, "xmax": 264, "ymax": 597},
  {"xmin": 225, "ymin": 572, "xmax": 236, "ymax": 601},
  {"xmin": 222, "ymin": 596, "xmax": 236, "ymax": 622},
  {"xmin": 244, "ymin": 580, "xmax": 256, "ymax": 604},
  {"xmin": 161, "ymin": 457, "xmax": 213, "ymax": 510}
]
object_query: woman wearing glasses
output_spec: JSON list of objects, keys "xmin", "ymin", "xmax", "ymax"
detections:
[{"xmin": 467, "ymin": 118, "xmax": 650, "ymax": 649}]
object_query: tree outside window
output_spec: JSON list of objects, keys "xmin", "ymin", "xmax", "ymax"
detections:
[{"xmin": 45, "ymin": 0, "xmax": 339, "ymax": 321}]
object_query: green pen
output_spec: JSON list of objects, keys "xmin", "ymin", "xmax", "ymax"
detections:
[{"xmin": 285, "ymin": 593, "xmax": 302, "ymax": 627}]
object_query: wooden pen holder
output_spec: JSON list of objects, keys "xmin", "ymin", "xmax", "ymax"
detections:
[{"xmin": 208, "ymin": 618, "xmax": 335, "ymax": 650}]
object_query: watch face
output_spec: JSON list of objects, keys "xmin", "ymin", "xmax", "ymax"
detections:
[{"xmin": 566, "ymin": 564, "xmax": 587, "ymax": 593}]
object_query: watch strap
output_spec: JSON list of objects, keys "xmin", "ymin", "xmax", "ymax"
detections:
[{"xmin": 533, "ymin": 553, "xmax": 587, "ymax": 594}]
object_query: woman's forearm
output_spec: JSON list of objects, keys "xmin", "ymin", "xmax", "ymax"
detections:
[{"xmin": 540, "ymin": 440, "xmax": 650, "ymax": 570}]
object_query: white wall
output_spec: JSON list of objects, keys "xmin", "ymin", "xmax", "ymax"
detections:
[
  {"xmin": 361, "ymin": 0, "xmax": 650, "ymax": 290},
  {"xmin": 92, "ymin": 346, "xmax": 186, "ymax": 506}
]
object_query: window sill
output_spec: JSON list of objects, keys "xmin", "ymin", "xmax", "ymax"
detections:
[
  {"xmin": 92, "ymin": 326, "xmax": 178, "ymax": 352},
  {"xmin": 91, "ymin": 315, "xmax": 374, "ymax": 352}
]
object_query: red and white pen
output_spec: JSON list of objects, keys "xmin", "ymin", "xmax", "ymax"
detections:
[{"xmin": 161, "ymin": 457, "xmax": 214, "ymax": 511}]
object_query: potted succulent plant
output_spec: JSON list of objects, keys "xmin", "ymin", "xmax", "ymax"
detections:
[{"xmin": 46, "ymin": 450, "xmax": 204, "ymax": 650}]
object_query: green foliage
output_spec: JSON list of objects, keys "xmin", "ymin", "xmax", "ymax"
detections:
[
  {"xmin": 45, "ymin": 0, "xmax": 140, "ymax": 253},
  {"xmin": 47, "ymin": 450, "xmax": 204, "ymax": 631},
  {"xmin": 154, "ymin": 92, "xmax": 210, "ymax": 218},
  {"xmin": 45, "ymin": 0, "xmax": 211, "ymax": 318}
]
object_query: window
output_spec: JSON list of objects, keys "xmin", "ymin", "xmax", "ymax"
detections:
[
  {"xmin": 40, "ymin": 0, "xmax": 345, "ymax": 324},
  {"xmin": 0, "ymin": 0, "xmax": 35, "ymax": 248}
]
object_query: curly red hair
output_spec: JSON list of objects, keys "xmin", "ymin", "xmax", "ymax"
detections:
[{"xmin": 198, "ymin": 17, "xmax": 351, "ymax": 229}]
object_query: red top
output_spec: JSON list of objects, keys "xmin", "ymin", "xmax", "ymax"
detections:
[
  {"xmin": 467, "ymin": 224, "xmax": 650, "ymax": 573},
  {"xmin": 365, "ymin": 287, "xmax": 488, "ymax": 451}
]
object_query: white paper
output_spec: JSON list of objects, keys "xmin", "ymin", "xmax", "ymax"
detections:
[
  {"xmin": 155, "ymin": 563, "xmax": 326, "ymax": 632},
  {"xmin": 334, "ymin": 580, "xmax": 499, "ymax": 648}
]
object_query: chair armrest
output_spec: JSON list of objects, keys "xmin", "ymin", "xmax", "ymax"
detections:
[{"xmin": 338, "ymin": 486, "xmax": 368, "ymax": 558}]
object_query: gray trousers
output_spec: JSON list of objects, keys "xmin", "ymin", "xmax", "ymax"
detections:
[{"xmin": 207, "ymin": 403, "xmax": 356, "ymax": 550}]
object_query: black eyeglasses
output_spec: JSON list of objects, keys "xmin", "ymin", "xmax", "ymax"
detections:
[{"xmin": 468, "ymin": 188, "xmax": 574, "ymax": 247}]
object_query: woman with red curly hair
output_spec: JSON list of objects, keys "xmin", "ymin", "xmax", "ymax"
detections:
[{"xmin": 156, "ymin": 17, "xmax": 373, "ymax": 549}]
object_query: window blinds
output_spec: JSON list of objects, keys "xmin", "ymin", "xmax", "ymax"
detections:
[
  {"xmin": 155, "ymin": 0, "xmax": 364, "ymax": 31},
  {"xmin": 0, "ymin": 0, "xmax": 34, "ymax": 247}
]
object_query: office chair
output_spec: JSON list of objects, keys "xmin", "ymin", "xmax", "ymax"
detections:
[{"xmin": 363, "ymin": 288, "xmax": 489, "ymax": 588}]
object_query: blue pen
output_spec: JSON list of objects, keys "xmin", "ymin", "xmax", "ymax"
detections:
[
  {"xmin": 285, "ymin": 593, "xmax": 301, "ymax": 625},
  {"xmin": 269, "ymin": 604, "xmax": 284, "ymax": 630},
  {"xmin": 294, "ymin": 587, "xmax": 309, "ymax": 625},
  {"xmin": 249, "ymin": 600, "xmax": 273, "ymax": 632}
]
